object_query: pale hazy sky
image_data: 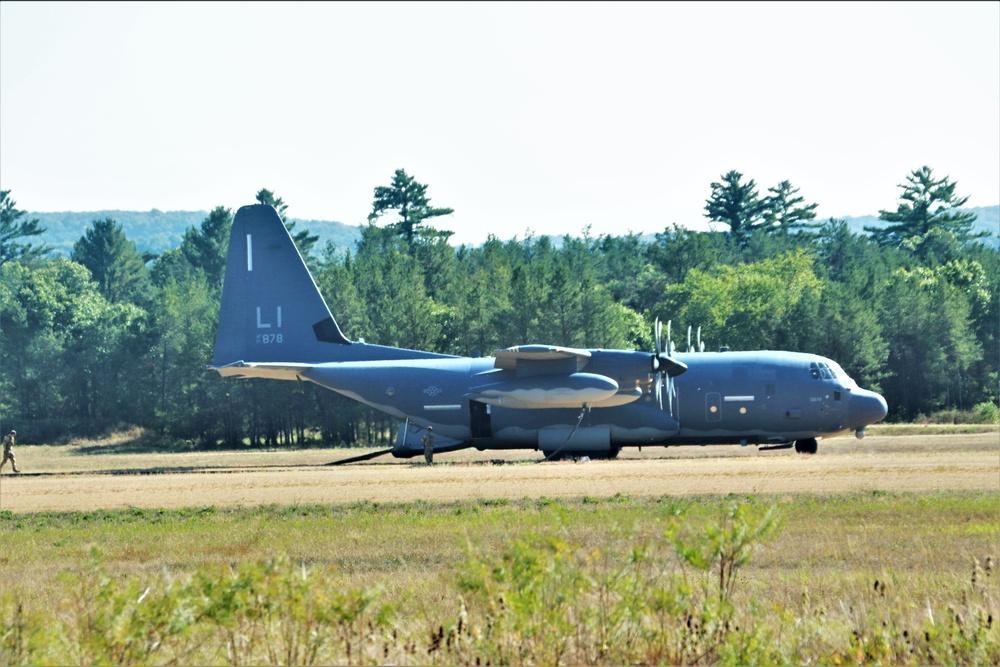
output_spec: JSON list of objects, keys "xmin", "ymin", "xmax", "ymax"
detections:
[{"xmin": 2, "ymin": 1, "xmax": 997, "ymax": 245}]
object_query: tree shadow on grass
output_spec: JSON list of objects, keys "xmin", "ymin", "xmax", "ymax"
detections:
[
  {"xmin": 74, "ymin": 443, "xmax": 184, "ymax": 455},
  {"xmin": 71, "ymin": 433, "xmax": 252, "ymax": 456},
  {"xmin": 69, "ymin": 432, "xmax": 370, "ymax": 457}
]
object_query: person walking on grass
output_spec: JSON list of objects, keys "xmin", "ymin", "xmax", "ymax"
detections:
[{"xmin": 1, "ymin": 430, "xmax": 20, "ymax": 473}]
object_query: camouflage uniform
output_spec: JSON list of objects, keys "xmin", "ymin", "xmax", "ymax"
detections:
[
  {"xmin": 422, "ymin": 427, "xmax": 435, "ymax": 464},
  {"xmin": 1, "ymin": 430, "xmax": 19, "ymax": 473}
]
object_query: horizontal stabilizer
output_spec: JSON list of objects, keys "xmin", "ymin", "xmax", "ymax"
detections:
[{"xmin": 208, "ymin": 361, "xmax": 314, "ymax": 381}]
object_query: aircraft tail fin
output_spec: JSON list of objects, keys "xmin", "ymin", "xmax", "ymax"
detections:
[{"xmin": 211, "ymin": 204, "xmax": 350, "ymax": 369}]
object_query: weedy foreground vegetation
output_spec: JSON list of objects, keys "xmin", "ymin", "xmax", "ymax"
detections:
[{"xmin": 1, "ymin": 492, "xmax": 997, "ymax": 665}]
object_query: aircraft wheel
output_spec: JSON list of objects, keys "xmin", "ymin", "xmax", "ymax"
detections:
[{"xmin": 794, "ymin": 438, "xmax": 818, "ymax": 455}]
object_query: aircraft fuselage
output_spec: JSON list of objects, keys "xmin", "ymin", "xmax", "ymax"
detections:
[{"xmin": 302, "ymin": 347, "xmax": 886, "ymax": 458}]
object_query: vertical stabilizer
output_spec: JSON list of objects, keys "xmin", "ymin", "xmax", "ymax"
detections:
[{"xmin": 212, "ymin": 204, "xmax": 350, "ymax": 368}]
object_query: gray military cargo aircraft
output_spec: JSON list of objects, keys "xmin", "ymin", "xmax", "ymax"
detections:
[{"xmin": 210, "ymin": 204, "xmax": 888, "ymax": 459}]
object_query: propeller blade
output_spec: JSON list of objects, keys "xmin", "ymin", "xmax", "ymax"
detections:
[{"xmin": 651, "ymin": 317, "xmax": 686, "ymax": 412}]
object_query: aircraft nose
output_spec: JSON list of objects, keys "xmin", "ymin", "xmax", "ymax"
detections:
[{"xmin": 849, "ymin": 390, "xmax": 888, "ymax": 427}]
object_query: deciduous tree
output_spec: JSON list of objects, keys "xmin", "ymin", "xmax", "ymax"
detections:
[{"xmin": 654, "ymin": 251, "xmax": 823, "ymax": 352}]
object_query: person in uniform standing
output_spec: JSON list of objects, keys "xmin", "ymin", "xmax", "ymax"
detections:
[
  {"xmin": 1, "ymin": 430, "xmax": 20, "ymax": 473},
  {"xmin": 422, "ymin": 426, "xmax": 435, "ymax": 464}
]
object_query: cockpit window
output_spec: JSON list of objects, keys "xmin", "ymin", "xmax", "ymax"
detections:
[
  {"xmin": 828, "ymin": 360, "xmax": 858, "ymax": 389},
  {"xmin": 809, "ymin": 361, "xmax": 838, "ymax": 380},
  {"xmin": 810, "ymin": 359, "xmax": 859, "ymax": 388}
]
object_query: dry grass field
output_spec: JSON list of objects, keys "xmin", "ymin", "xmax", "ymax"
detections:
[{"xmin": 0, "ymin": 430, "xmax": 996, "ymax": 513}]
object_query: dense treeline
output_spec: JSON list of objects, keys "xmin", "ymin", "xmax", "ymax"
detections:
[
  {"xmin": 29, "ymin": 208, "xmax": 362, "ymax": 258},
  {"xmin": 1, "ymin": 168, "xmax": 997, "ymax": 446}
]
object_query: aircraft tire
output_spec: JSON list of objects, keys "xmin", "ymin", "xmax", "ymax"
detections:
[{"xmin": 794, "ymin": 438, "xmax": 818, "ymax": 455}]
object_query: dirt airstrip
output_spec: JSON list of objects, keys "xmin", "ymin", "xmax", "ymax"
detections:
[{"xmin": 0, "ymin": 432, "xmax": 996, "ymax": 513}]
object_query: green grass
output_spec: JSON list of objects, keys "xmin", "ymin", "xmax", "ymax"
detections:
[{"xmin": 2, "ymin": 492, "xmax": 998, "ymax": 664}]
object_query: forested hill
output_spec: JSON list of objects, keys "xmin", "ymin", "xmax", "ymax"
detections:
[
  {"xmin": 27, "ymin": 205, "xmax": 1000, "ymax": 257},
  {"xmin": 30, "ymin": 209, "xmax": 363, "ymax": 257},
  {"xmin": 840, "ymin": 206, "xmax": 998, "ymax": 245}
]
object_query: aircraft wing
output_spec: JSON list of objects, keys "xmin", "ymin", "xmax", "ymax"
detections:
[
  {"xmin": 466, "ymin": 344, "xmax": 625, "ymax": 409},
  {"xmin": 493, "ymin": 345, "xmax": 592, "ymax": 372},
  {"xmin": 208, "ymin": 361, "xmax": 315, "ymax": 381}
]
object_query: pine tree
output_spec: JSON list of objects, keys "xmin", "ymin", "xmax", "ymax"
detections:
[
  {"xmin": 255, "ymin": 188, "xmax": 319, "ymax": 257},
  {"xmin": 368, "ymin": 169, "xmax": 454, "ymax": 245},
  {"xmin": 180, "ymin": 206, "xmax": 232, "ymax": 289},
  {"xmin": 704, "ymin": 170, "xmax": 767, "ymax": 246},
  {"xmin": 762, "ymin": 180, "xmax": 819, "ymax": 235},
  {"xmin": 71, "ymin": 218, "xmax": 148, "ymax": 304},
  {"xmin": 0, "ymin": 190, "xmax": 50, "ymax": 266},
  {"xmin": 866, "ymin": 166, "xmax": 984, "ymax": 246}
]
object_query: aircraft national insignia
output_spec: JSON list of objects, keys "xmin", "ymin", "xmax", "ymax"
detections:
[{"xmin": 423, "ymin": 386, "xmax": 443, "ymax": 397}]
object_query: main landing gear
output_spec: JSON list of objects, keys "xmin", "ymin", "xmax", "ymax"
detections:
[{"xmin": 794, "ymin": 438, "xmax": 818, "ymax": 455}]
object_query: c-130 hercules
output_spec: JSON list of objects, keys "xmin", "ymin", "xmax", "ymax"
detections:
[{"xmin": 210, "ymin": 204, "xmax": 888, "ymax": 460}]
